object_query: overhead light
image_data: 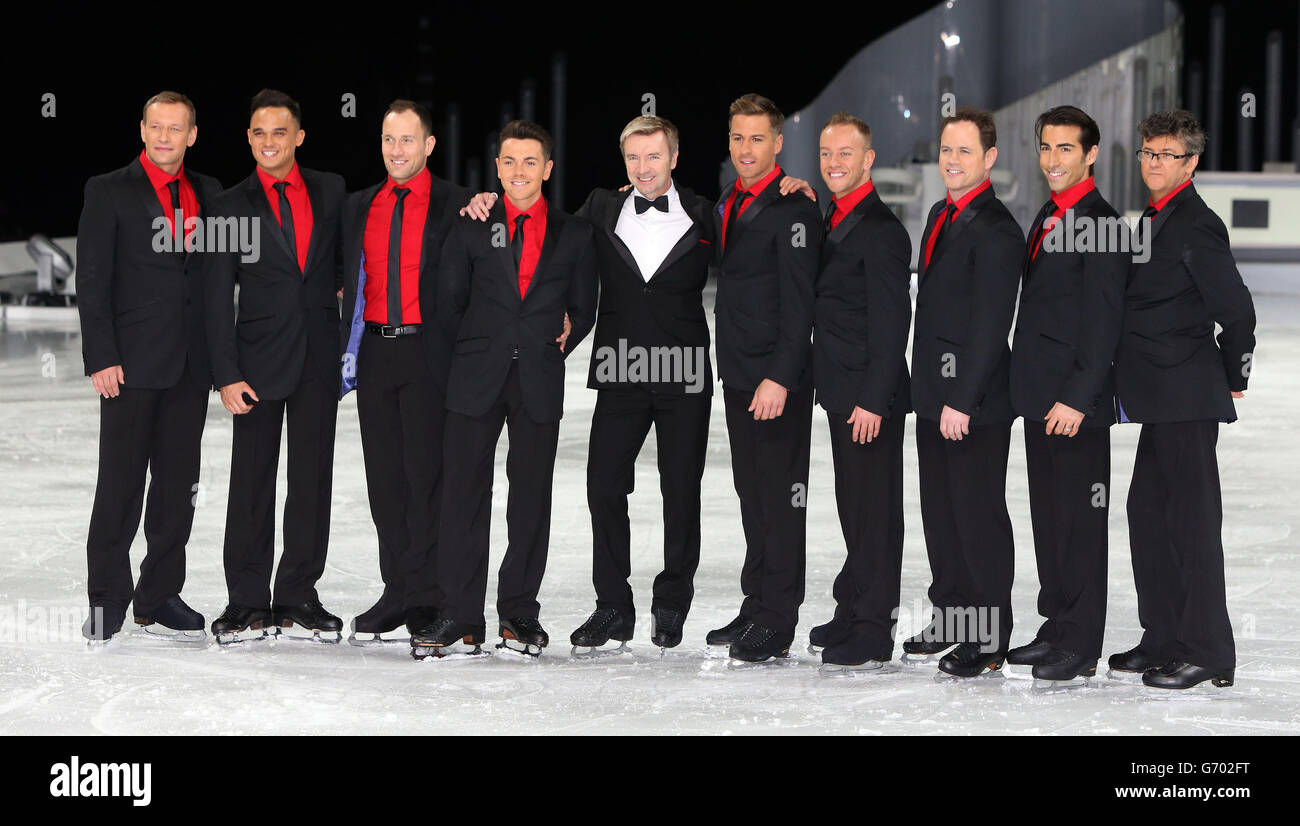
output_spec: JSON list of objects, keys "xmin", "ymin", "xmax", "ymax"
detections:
[
  {"xmin": 941, "ymin": 31, "xmax": 961, "ymax": 48},
  {"xmin": 904, "ymin": 109, "xmax": 912, "ymax": 118}
]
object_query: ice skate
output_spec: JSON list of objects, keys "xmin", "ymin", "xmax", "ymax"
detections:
[
  {"xmin": 212, "ymin": 605, "xmax": 277, "ymax": 646},
  {"xmin": 1105, "ymin": 646, "xmax": 1168, "ymax": 682},
  {"xmin": 934, "ymin": 642, "xmax": 1007, "ymax": 681},
  {"xmin": 570, "ymin": 608, "xmax": 633, "ymax": 658},
  {"xmin": 806, "ymin": 617, "xmax": 850, "ymax": 655},
  {"xmin": 1142, "ymin": 661, "xmax": 1234, "ymax": 690},
  {"xmin": 131, "ymin": 595, "xmax": 206, "ymax": 644},
  {"xmin": 83, "ymin": 604, "xmax": 125, "ymax": 649},
  {"xmin": 1005, "ymin": 638, "xmax": 1053, "ymax": 667},
  {"xmin": 347, "ymin": 590, "xmax": 408, "ymax": 646},
  {"xmin": 272, "ymin": 600, "xmax": 343, "ymax": 643},
  {"xmin": 704, "ymin": 614, "xmax": 747, "ymax": 658},
  {"xmin": 649, "ymin": 607, "xmax": 684, "ymax": 655},
  {"xmin": 819, "ymin": 637, "xmax": 891, "ymax": 676},
  {"xmin": 497, "ymin": 618, "xmax": 548, "ymax": 658},
  {"xmin": 1030, "ymin": 649, "xmax": 1098, "ymax": 692},
  {"xmin": 899, "ymin": 625, "xmax": 956, "ymax": 665},
  {"xmin": 410, "ymin": 617, "xmax": 489, "ymax": 661},
  {"xmin": 727, "ymin": 622, "xmax": 795, "ymax": 668}
]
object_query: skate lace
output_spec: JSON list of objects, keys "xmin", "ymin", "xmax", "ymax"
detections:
[
  {"xmin": 738, "ymin": 624, "xmax": 773, "ymax": 646},
  {"xmin": 949, "ymin": 642, "xmax": 984, "ymax": 663},
  {"xmin": 582, "ymin": 609, "xmax": 619, "ymax": 631},
  {"xmin": 1158, "ymin": 660, "xmax": 1187, "ymax": 675}
]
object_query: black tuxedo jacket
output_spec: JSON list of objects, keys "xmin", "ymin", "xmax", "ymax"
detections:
[
  {"xmin": 577, "ymin": 184, "xmax": 715, "ymax": 395},
  {"xmin": 205, "ymin": 168, "xmax": 344, "ymax": 401},
  {"xmin": 1114, "ymin": 183, "xmax": 1256, "ymax": 423},
  {"xmin": 76, "ymin": 158, "xmax": 222, "ymax": 390},
  {"xmin": 1010, "ymin": 188, "xmax": 1126, "ymax": 428},
  {"xmin": 911, "ymin": 185, "xmax": 1024, "ymax": 424},
  {"xmin": 812, "ymin": 187, "xmax": 913, "ymax": 419},
  {"xmin": 339, "ymin": 173, "xmax": 472, "ymax": 398},
  {"xmin": 712, "ymin": 173, "xmax": 821, "ymax": 394},
  {"xmin": 437, "ymin": 200, "xmax": 598, "ymax": 424}
]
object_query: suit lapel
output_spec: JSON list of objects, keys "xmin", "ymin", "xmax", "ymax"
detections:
[
  {"xmin": 648, "ymin": 187, "xmax": 705, "ymax": 280},
  {"xmin": 826, "ymin": 187, "xmax": 875, "ymax": 246},
  {"xmin": 488, "ymin": 201, "xmax": 522, "ymax": 301},
  {"xmin": 605, "ymin": 188, "xmax": 645, "ymax": 281},
  {"xmin": 525, "ymin": 206, "xmax": 564, "ymax": 301},
  {"xmin": 916, "ymin": 201, "xmax": 945, "ymax": 286},
  {"xmin": 130, "ymin": 160, "xmax": 167, "ymax": 225},
  {"xmin": 1025, "ymin": 198, "xmax": 1056, "ymax": 275},
  {"xmin": 1149, "ymin": 186, "xmax": 1191, "ymax": 240},
  {"xmin": 928, "ymin": 185, "xmax": 990, "ymax": 271},
  {"xmin": 419, "ymin": 176, "xmax": 451, "ymax": 278},
  {"xmin": 245, "ymin": 174, "xmax": 294, "ymax": 264},
  {"xmin": 300, "ymin": 169, "xmax": 321, "ymax": 277}
]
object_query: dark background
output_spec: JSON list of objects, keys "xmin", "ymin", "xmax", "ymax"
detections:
[{"xmin": 0, "ymin": 0, "xmax": 1289, "ymax": 242}]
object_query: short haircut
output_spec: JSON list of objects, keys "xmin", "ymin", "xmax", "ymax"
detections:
[
  {"xmin": 250, "ymin": 88, "xmax": 302, "ymax": 127},
  {"xmin": 1137, "ymin": 109, "xmax": 1206, "ymax": 156},
  {"xmin": 384, "ymin": 99, "xmax": 434, "ymax": 140},
  {"xmin": 619, "ymin": 115, "xmax": 680, "ymax": 156},
  {"xmin": 142, "ymin": 91, "xmax": 196, "ymax": 128},
  {"xmin": 729, "ymin": 93, "xmax": 784, "ymax": 135},
  {"xmin": 1035, "ymin": 105, "xmax": 1100, "ymax": 174},
  {"xmin": 499, "ymin": 119, "xmax": 554, "ymax": 162},
  {"xmin": 940, "ymin": 105, "xmax": 997, "ymax": 153},
  {"xmin": 821, "ymin": 111, "xmax": 873, "ymax": 148}
]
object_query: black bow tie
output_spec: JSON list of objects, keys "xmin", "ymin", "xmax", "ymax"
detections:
[{"xmin": 634, "ymin": 195, "xmax": 669, "ymax": 214}]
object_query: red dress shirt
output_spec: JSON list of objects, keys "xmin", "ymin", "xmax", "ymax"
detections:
[
  {"xmin": 829, "ymin": 178, "xmax": 875, "ymax": 230},
  {"xmin": 138, "ymin": 149, "xmax": 198, "ymax": 247},
  {"xmin": 1030, "ymin": 175, "xmax": 1096, "ymax": 260},
  {"xmin": 1149, "ymin": 178, "xmax": 1192, "ymax": 212},
  {"xmin": 363, "ymin": 166, "xmax": 432, "ymax": 325},
  {"xmin": 722, "ymin": 164, "xmax": 782, "ymax": 248},
  {"xmin": 923, "ymin": 176, "xmax": 992, "ymax": 269},
  {"xmin": 257, "ymin": 162, "xmax": 314, "ymax": 272}
]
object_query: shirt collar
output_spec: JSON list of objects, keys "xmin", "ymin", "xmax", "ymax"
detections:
[
  {"xmin": 138, "ymin": 148, "xmax": 184, "ymax": 189},
  {"xmin": 832, "ymin": 178, "xmax": 875, "ymax": 217},
  {"xmin": 946, "ymin": 176, "xmax": 992, "ymax": 216},
  {"xmin": 1149, "ymin": 178, "xmax": 1193, "ymax": 212},
  {"xmin": 256, "ymin": 161, "xmax": 305, "ymax": 193},
  {"xmin": 504, "ymin": 192, "xmax": 547, "ymax": 223},
  {"xmin": 1049, "ymin": 175, "xmax": 1095, "ymax": 212},
  {"xmin": 383, "ymin": 165, "xmax": 432, "ymax": 198},
  {"xmin": 632, "ymin": 180, "xmax": 678, "ymax": 211},
  {"xmin": 734, "ymin": 164, "xmax": 782, "ymax": 198}
]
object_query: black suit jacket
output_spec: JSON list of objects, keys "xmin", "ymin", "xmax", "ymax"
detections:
[
  {"xmin": 910, "ymin": 185, "xmax": 1024, "ymax": 424},
  {"xmin": 339, "ymin": 173, "xmax": 471, "ymax": 398},
  {"xmin": 812, "ymin": 187, "xmax": 913, "ymax": 419},
  {"xmin": 437, "ymin": 199, "xmax": 598, "ymax": 424},
  {"xmin": 713, "ymin": 173, "xmax": 821, "ymax": 394},
  {"xmin": 577, "ymin": 184, "xmax": 715, "ymax": 395},
  {"xmin": 205, "ymin": 167, "xmax": 344, "ymax": 401},
  {"xmin": 1010, "ymin": 187, "xmax": 1126, "ymax": 428},
  {"xmin": 76, "ymin": 158, "xmax": 222, "ymax": 390},
  {"xmin": 1114, "ymin": 183, "xmax": 1256, "ymax": 423}
]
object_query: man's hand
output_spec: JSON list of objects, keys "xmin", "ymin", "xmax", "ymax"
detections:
[
  {"xmin": 91, "ymin": 365, "xmax": 125, "ymax": 399},
  {"xmin": 847, "ymin": 406, "xmax": 882, "ymax": 444},
  {"xmin": 459, "ymin": 191, "xmax": 498, "ymax": 221},
  {"xmin": 220, "ymin": 382, "xmax": 259, "ymax": 415},
  {"xmin": 779, "ymin": 176, "xmax": 817, "ymax": 201},
  {"xmin": 749, "ymin": 379, "xmax": 788, "ymax": 421},
  {"xmin": 1232, "ymin": 391, "xmax": 1245, "ymax": 399},
  {"xmin": 939, "ymin": 404, "xmax": 970, "ymax": 440},
  {"xmin": 1044, "ymin": 401, "xmax": 1084, "ymax": 437},
  {"xmin": 556, "ymin": 312, "xmax": 572, "ymax": 352}
]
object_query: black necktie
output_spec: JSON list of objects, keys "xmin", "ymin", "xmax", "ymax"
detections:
[
  {"xmin": 512, "ymin": 214, "xmax": 529, "ymax": 273},
  {"xmin": 634, "ymin": 195, "xmax": 669, "ymax": 214},
  {"xmin": 726, "ymin": 190, "xmax": 751, "ymax": 247},
  {"xmin": 823, "ymin": 199, "xmax": 837, "ymax": 234},
  {"xmin": 932, "ymin": 202, "xmax": 956, "ymax": 254},
  {"xmin": 387, "ymin": 186, "xmax": 410, "ymax": 326},
  {"xmin": 1028, "ymin": 199, "xmax": 1056, "ymax": 262},
  {"xmin": 1141, "ymin": 205, "xmax": 1158, "ymax": 221},
  {"xmin": 273, "ymin": 181, "xmax": 297, "ymax": 268},
  {"xmin": 166, "ymin": 180, "xmax": 183, "ymax": 249}
]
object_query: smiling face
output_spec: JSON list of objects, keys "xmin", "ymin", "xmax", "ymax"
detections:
[
  {"xmin": 1139, "ymin": 134, "xmax": 1198, "ymax": 203},
  {"xmin": 623, "ymin": 130, "xmax": 677, "ymax": 199},
  {"xmin": 139, "ymin": 101, "xmax": 197, "ymax": 176},
  {"xmin": 248, "ymin": 107, "xmax": 304, "ymax": 179},
  {"xmin": 1038, "ymin": 123, "xmax": 1096, "ymax": 194},
  {"xmin": 381, "ymin": 109, "xmax": 436, "ymax": 184},
  {"xmin": 818, "ymin": 123, "xmax": 875, "ymax": 197},
  {"xmin": 728, "ymin": 113, "xmax": 782, "ymax": 189},
  {"xmin": 938, "ymin": 119, "xmax": 996, "ymax": 201},
  {"xmin": 496, "ymin": 137, "xmax": 553, "ymax": 210}
]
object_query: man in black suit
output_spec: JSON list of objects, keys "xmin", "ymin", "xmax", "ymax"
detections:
[
  {"xmin": 417, "ymin": 120, "xmax": 598, "ymax": 657},
  {"xmin": 1007, "ymin": 106, "xmax": 1126, "ymax": 682},
  {"xmin": 77, "ymin": 91, "xmax": 221, "ymax": 642},
  {"xmin": 707, "ymin": 94, "xmax": 821, "ymax": 663},
  {"xmin": 808, "ymin": 112, "xmax": 912, "ymax": 671},
  {"xmin": 1110, "ymin": 110, "xmax": 1255, "ymax": 690},
  {"xmin": 205, "ymin": 90, "xmax": 345, "ymax": 643},
  {"xmin": 907, "ymin": 106, "xmax": 1024, "ymax": 677},
  {"xmin": 339, "ymin": 100, "xmax": 470, "ymax": 645}
]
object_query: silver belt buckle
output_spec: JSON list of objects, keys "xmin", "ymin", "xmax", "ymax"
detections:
[{"xmin": 381, "ymin": 325, "xmax": 398, "ymax": 338}]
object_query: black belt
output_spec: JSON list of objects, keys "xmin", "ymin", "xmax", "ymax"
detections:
[{"xmin": 365, "ymin": 322, "xmax": 423, "ymax": 338}]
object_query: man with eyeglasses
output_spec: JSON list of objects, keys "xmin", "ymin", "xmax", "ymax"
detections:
[{"xmin": 1110, "ymin": 110, "xmax": 1256, "ymax": 690}]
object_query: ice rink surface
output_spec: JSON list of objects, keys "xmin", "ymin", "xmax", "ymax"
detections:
[{"xmin": 1, "ymin": 267, "xmax": 1297, "ymax": 736}]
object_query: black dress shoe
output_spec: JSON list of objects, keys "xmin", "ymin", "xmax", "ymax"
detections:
[
  {"xmin": 808, "ymin": 617, "xmax": 851, "ymax": 651},
  {"xmin": 902, "ymin": 625, "xmax": 955, "ymax": 656},
  {"xmin": 650, "ymin": 607, "xmax": 685, "ymax": 649},
  {"xmin": 273, "ymin": 600, "xmax": 343, "ymax": 642},
  {"xmin": 1031, "ymin": 648, "xmax": 1097, "ymax": 681},
  {"xmin": 133, "ymin": 595, "xmax": 205, "ymax": 640},
  {"xmin": 706, "ymin": 614, "xmax": 748, "ymax": 646},
  {"xmin": 212, "ymin": 604, "xmax": 274, "ymax": 643},
  {"xmin": 83, "ymin": 603, "xmax": 126, "ymax": 642},
  {"xmin": 499, "ymin": 618, "xmax": 549, "ymax": 655},
  {"xmin": 937, "ymin": 642, "xmax": 1006, "ymax": 677},
  {"xmin": 1006, "ymin": 638, "xmax": 1054, "ymax": 666},
  {"xmin": 1142, "ymin": 661, "xmax": 1234, "ymax": 689},
  {"xmin": 354, "ymin": 589, "xmax": 405, "ymax": 635},
  {"xmin": 728, "ymin": 623, "xmax": 793, "ymax": 663},
  {"xmin": 570, "ymin": 608, "xmax": 634, "ymax": 647},
  {"xmin": 821, "ymin": 636, "xmax": 891, "ymax": 669},
  {"xmin": 1107, "ymin": 646, "xmax": 1169, "ymax": 673}
]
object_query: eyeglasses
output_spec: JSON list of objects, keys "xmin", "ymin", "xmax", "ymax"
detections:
[{"xmin": 1135, "ymin": 149, "xmax": 1191, "ymax": 163}]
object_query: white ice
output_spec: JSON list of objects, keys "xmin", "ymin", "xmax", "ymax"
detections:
[{"xmin": 0, "ymin": 267, "xmax": 1296, "ymax": 735}]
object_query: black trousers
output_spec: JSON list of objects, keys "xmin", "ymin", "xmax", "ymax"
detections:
[
  {"xmin": 722, "ymin": 385, "xmax": 814, "ymax": 634},
  {"xmin": 85, "ymin": 360, "xmax": 208, "ymax": 615},
  {"xmin": 1023, "ymin": 424, "xmax": 1109, "ymax": 659},
  {"xmin": 915, "ymin": 418, "xmax": 1014, "ymax": 650},
  {"xmin": 824, "ymin": 410, "xmax": 905, "ymax": 658},
  {"xmin": 222, "ymin": 369, "xmax": 337, "ymax": 608},
  {"xmin": 1127, "ymin": 421, "xmax": 1235, "ymax": 671},
  {"xmin": 438, "ymin": 363, "xmax": 559, "ymax": 627},
  {"xmin": 355, "ymin": 333, "xmax": 444, "ymax": 610},
  {"xmin": 586, "ymin": 387, "xmax": 711, "ymax": 618}
]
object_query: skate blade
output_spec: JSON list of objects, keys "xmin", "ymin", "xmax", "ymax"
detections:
[
  {"xmin": 1104, "ymin": 668, "xmax": 1149, "ymax": 683},
  {"xmin": 411, "ymin": 642, "xmax": 489, "ymax": 661},
  {"xmin": 819, "ymin": 660, "xmax": 891, "ymax": 676},
  {"xmin": 84, "ymin": 636, "xmax": 122, "ymax": 651},
  {"xmin": 1031, "ymin": 676, "xmax": 1096, "ymax": 693},
  {"xmin": 899, "ymin": 651, "xmax": 949, "ymax": 666},
  {"xmin": 934, "ymin": 663, "xmax": 1007, "ymax": 683},
  {"xmin": 276, "ymin": 625, "xmax": 342, "ymax": 644},
  {"xmin": 131, "ymin": 625, "xmax": 207, "ymax": 644},
  {"xmin": 215, "ymin": 627, "xmax": 279, "ymax": 646},
  {"xmin": 703, "ymin": 644, "xmax": 734, "ymax": 659},
  {"xmin": 496, "ymin": 638, "xmax": 543, "ymax": 658},
  {"xmin": 347, "ymin": 631, "xmax": 409, "ymax": 647},
  {"xmin": 726, "ymin": 652, "xmax": 795, "ymax": 669},
  {"xmin": 571, "ymin": 641, "xmax": 630, "ymax": 659}
]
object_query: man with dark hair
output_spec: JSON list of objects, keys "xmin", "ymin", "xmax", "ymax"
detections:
[
  {"xmin": 808, "ymin": 112, "xmax": 912, "ymax": 671},
  {"xmin": 1109, "ymin": 109, "xmax": 1255, "ymax": 690},
  {"xmin": 205, "ymin": 89, "xmax": 347, "ymax": 643},
  {"xmin": 707, "ymin": 93, "xmax": 821, "ymax": 663},
  {"xmin": 414, "ymin": 120, "xmax": 598, "ymax": 658},
  {"xmin": 907, "ymin": 106, "xmax": 1024, "ymax": 677},
  {"xmin": 77, "ymin": 91, "xmax": 221, "ymax": 642},
  {"xmin": 339, "ymin": 99, "xmax": 471, "ymax": 646},
  {"xmin": 1005, "ymin": 105, "xmax": 1126, "ymax": 682}
]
